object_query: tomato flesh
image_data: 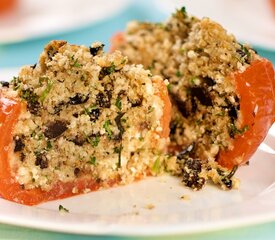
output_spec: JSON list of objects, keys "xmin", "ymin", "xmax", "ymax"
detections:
[{"xmin": 218, "ymin": 59, "xmax": 275, "ymax": 168}]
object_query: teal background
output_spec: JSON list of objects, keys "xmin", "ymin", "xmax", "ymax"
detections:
[{"xmin": 0, "ymin": 0, "xmax": 275, "ymax": 239}]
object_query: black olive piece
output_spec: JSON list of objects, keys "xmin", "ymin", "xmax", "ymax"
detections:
[
  {"xmin": 130, "ymin": 99, "xmax": 142, "ymax": 107},
  {"xmin": 99, "ymin": 65, "xmax": 116, "ymax": 79},
  {"xmin": 177, "ymin": 143, "xmax": 195, "ymax": 160},
  {"xmin": 72, "ymin": 112, "xmax": 79, "ymax": 118},
  {"xmin": 169, "ymin": 92, "xmax": 191, "ymax": 118},
  {"xmin": 69, "ymin": 93, "xmax": 89, "ymax": 105},
  {"xmin": 74, "ymin": 168, "xmax": 80, "ymax": 176},
  {"xmin": 35, "ymin": 153, "xmax": 48, "ymax": 169},
  {"xmin": 89, "ymin": 108, "xmax": 100, "ymax": 122},
  {"xmin": 27, "ymin": 100, "xmax": 41, "ymax": 115},
  {"xmin": 114, "ymin": 112, "xmax": 125, "ymax": 140},
  {"xmin": 0, "ymin": 81, "xmax": 10, "ymax": 88},
  {"xmin": 44, "ymin": 120, "xmax": 68, "ymax": 139},
  {"xmin": 30, "ymin": 63, "xmax": 37, "ymax": 69},
  {"xmin": 14, "ymin": 137, "xmax": 25, "ymax": 152},
  {"xmin": 181, "ymin": 158, "xmax": 205, "ymax": 190},
  {"xmin": 228, "ymin": 106, "xmax": 238, "ymax": 122},
  {"xmin": 72, "ymin": 135, "xmax": 85, "ymax": 146},
  {"xmin": 89, "ymin": 44, "xmax": 104, "ymax": 56},
  {"xmin": 204, "ymin": 77, "xmax": 215, "ymax": 86},
  {"xmin": 169, "ymin": 121, "xmax": 178, "ymax": 135},
  {"xmin": 96, "ymin": 91, "xmax": 112, "ymax": 108},
  {"xmin": 190, "ymin": 87, "xmax": 212, "ymax": 106}
]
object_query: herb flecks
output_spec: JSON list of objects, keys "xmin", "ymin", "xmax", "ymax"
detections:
[
  {"xmin": 103, "ymin": 120, "xmax": 113, "ymax": 139},
  {"xmin": 88, "ymin": 156, "xmax": 97, "ymax": 165},
  {"xmin": 59, "ymin": 205, "xmax": 69, "ymax": 213},
  {"xmin": 39, "ymin": 78, "xmax": 53, "ymax": 103},
  {"xmin": 114, "ymin": 144, "xmax": 123, "ymax": 168}
]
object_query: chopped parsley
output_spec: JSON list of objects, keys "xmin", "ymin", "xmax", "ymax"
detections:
[
  {"xmin": 114, "ymin": 145, "xmax": 123, "ymax": 168},
  {"xmin": 59, "ymin": 205, "xmax": 69, "ymax": 213},
  {"xmin": 176, "ymin": 70, "xmax": 182, "ymax": 77},
  {"xmin": 103, "ymin": 120, "xmax": 113, "ymax": 138},
  {"xmin": 39, "ymin": 78, "xmax": 53, "ymax": 103},
  {"xmin": 46, "ymin": 141, "xmax": 53, "ymax": 150},
  {"xmin": 70, "ymin": 55, "xmax": 82, "ymax": 68},
  {"xmin": 88, "ymin": 156, "xmax": 97, "ymax": 165},
  {"xmin": 115, "ymin": 97, "xmax": 122, "ymax": 111},
  {"xmin": 87, "ymin": 135, "xmax": 100, "ymax": 147},
  {"xmin": 180, "ymin": 6, "xmax": 186, "ymax": 15},
  {"xmin": 229, "ymin": 124, "xmax": 249, "ymax": 138},
  {"xmin": 152, "ymin": 157, "xmax": 161, "ymax": 174}
]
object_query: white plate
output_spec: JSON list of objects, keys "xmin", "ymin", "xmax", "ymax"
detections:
[
  {"xmin": 155, "ymin": 0, "xmax": 275, "ymax": 50},
  {"xmin": 0, "ymin": 68, "xmax": 275, "ymax": 236},
  {"xmin": 0, "ymin": 0, "xmax": 130, "ymax": 44}
]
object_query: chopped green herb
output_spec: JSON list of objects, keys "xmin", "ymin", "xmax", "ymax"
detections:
[
  {"xmin": 103, "ymin": 63, "xmax": 116, "ymax": 75},
  {"xmin": 121, "ymin": 58, "xmax": 127, "ymax": 65},
  {"xmin": 46, "ymin": 141, "xmax": 52, "ymax": 150},
  {"xmin": 11, "ymin": 76, "xmax": 21, "ymax": 90},
  {"xmin": 216, "ymin": 111, "xmax": 225, "ymax": 117},
  {"xmin": 21, "ymin": 89, "xmax": 38, "ymax": 104},
  {"xmin": 139, "ymin": 136, "xmax": 144, "ymax": 141},
  {"xmin": 176, "ymin": 70, "xmax": 182, "ymax": 77},
  {"xmin": 189, "ymin": 77, "xmax": 196, "ymax": 85},
  {"xmin": 180, "ymin": 6, "xmax": 186, "ymax": 15},
  {"xmin": 70, "ymin": 55, "xmax": 82, "ymax": 68},
  {"xmin": 59, "ymin": 205, "xmax": 69, "ymax": 213},
  {"xmin": 167, "ymin": 84, "xmax": 172, "ymax": 93},
  {"xmin": 115, "ymin": 97, "xmax": 122, "ymax": 111},
  {"xmin": 103, "ymin": 120, "xmax": 113, "ymax": 138},
  {"xmin": 121, "ymin": 118, "xmax": 127, "ymax": 123},
  {"xmin": 229, "ymin": 124, "xmax": 249, "ymax": 137},
  {"xmin": 87, "ymin": 135, "xmax": 100, "ymax": 147},
  {"xmin": 39, "ymin": 79, "xmax": 53, "ymax": 103},
  {"xmin": 38, "ymin": 133, "xmax": 44, "ymax": 140},
  {"xmin": 87, "ymin": 156, "xmax": 96, "ymax": 165},
  {"xmin": 152, "ymin": 157, "xmax": 161, "ymax": 174},
  {"xmin": 114, "ymin": 144, "xmax": 123, "ymax": 168}
]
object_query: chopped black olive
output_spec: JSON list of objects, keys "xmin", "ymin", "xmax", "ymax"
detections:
[
  {"xmin": 130, "ymin": 98, "xmax": 143, "ymax": 107},
  {"xmin": 89, "ymin": 108, "xmax": 100, "ymax": 122},
  {"xmin": 179, "ymin": 158, "xmax": 205, "ymax": 190},
  {"xmin": 0, "ymin": 81, "xmax": 10, "ymax": 88},
  {"xmin": 218, "ymin": 166, "xmax": 238, "ymax": 189},
  {"xmin": 99, "ymin": 63, "xmax": 116, "ymax": 79},
  {"xmin": 228, "ymin": 106, "xmax": 238, "ymax": 122},
  {"xmin": 21, "ymin": 89, "xmax": 41, "ymax": 115},
  {"xmin": 114, "ymin": 112, "xmax": 125, "ymax": 140},
  {"xmin": 190, "ymin": 87, "xmax": 212, "ymax": 106},
  {"xmin": 74, "ymin": 168, "xmax": 80, "ymax": 176},
  {"xmin": 71, "ymin": 135, "xmax": 85, "ymax": 146},
  {"xmin": 170, "ymin": 92, "xmax": 191, "ymax": 118},
  {"xmin": 44, "ymin": 120, "xmax": 68, "ymax": 139},
  {"xmin": 35, "ymin": 153, "xmax": 48, "ymax": 169},
  {"xmin": 169, "ymin": 121, "xmax": 178, "ymax": 135},
  {"xmin": 203, "ymin": 77, "xmax": 215, "ymax": 86},
  {"xmin": 96, "ymin": 91, "xmax": 112, "ymax": 108},
  {"xmin": 14, "ymin": 136, "xmax": 25, "ymax": 152},
  {"xmin": 89, "ymin": 43, "xmax": 104, "ymax": 56},
  {"xmin": 72, "ymin": 112, "xmax": 79, "ymax": 118},
  {"xmin": 69, "ymin": 93, "xmax": 89, "ymax": 105}
]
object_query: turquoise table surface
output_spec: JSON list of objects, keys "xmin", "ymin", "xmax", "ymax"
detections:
[{"xmin": 0, "ymin": 1, "xmax": 275, "ymax": 239}]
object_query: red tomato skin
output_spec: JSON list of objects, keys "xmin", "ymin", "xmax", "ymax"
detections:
[{"xmin": 218, "ymin": 59, "xmax": 275, "ymax": 169}]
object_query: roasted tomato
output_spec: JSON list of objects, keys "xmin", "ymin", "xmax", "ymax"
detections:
[
  {"xmin": 0, "ymin": 77, "xmax": 171, "ymax": 205},
  {"xmin": 218, "ymin": 59, "xmax": 275, "ymax": 169},
  {"xmin": 111, "ymin": 33, "xmax": 275, "ymax": 170}
]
